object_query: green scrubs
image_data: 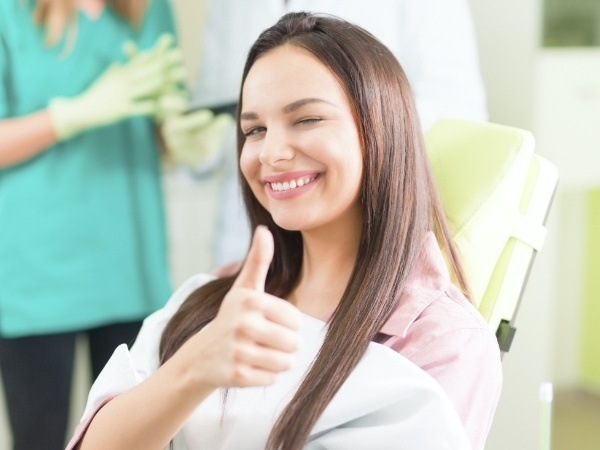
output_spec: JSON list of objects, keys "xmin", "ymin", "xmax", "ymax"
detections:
[{"xmin": 0, "ymin": 0, "xmax": 174, "ymax": 337}]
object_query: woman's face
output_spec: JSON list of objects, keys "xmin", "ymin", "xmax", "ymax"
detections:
[{"xmin": 240, "ymin": 45, "xmax": 363, "ymax": 234}]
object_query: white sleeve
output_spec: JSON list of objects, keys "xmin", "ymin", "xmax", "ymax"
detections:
[
  {"xmin": 69, "ymin": 274, "xmax": 215, "ymax": 443},
  {"xmin": 192, "ymin": 1, "xmax": 252, "ymax": 105},
  {"xmin": 191, "ymin": 1, "xmax": 280, "ymax": 106}
]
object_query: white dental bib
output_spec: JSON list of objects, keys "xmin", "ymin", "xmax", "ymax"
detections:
[
  {"xmin": 178, "ymin": 313, "xmax": 469, "ymax": 449},
  {"xmin": 78, "ymin": 275, "xmax": 470, "ymax": 449}
]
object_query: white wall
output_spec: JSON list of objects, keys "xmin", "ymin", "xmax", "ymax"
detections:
[{"xmin": 534, "ymin": 50, "xmax": 600, "ymax": 388}]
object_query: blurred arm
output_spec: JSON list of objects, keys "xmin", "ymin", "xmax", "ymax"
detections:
[{"xmin": 0, "ymin": 111, "xmax": 58, "ymax": 167}]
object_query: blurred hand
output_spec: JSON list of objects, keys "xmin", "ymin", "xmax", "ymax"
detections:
[
  {"xmin": 159, "ymin": 95, "xmax": 234, "ymax": 170},
  {"xmin": 174, "ymin": 226, "xmax": 301, "ymax": 389},
  {"xmin": 48, "ymin": 33, "xmax": 185, "ymax": 141},
  {"xmin": 122, "ymin": 33, "xmax": 187, "ymax": 97}
]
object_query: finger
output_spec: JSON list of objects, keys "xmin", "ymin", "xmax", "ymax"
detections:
[
  {"xmin": 235, "ymin": 342, "xmax": 295, "ymax": 373},
  {"xmin": 162, "ymin": 47, "xmax": 185, "ymax": 68},
  {"xmin": 129, "ymin": 77, "xmax": 166, "ymax": 100},
  {"xmin": 126, "ymin": 54, "xmax": 185, "ymax": 92},
  {"xmin": 252, "ymin": 321, "xmax": 300, "ymax": 353},
  {"xmin": 233, "ymin": 226, "xmax": 274, "ymax": 292},
  {"xmin": 152, "ymin": 33, "xmax": 175, "ymax": 54},
  {"xmin": 126, "ymin": 45, "xmax": 182, "ymax": 73},
  {"xmin": 166, "ymin": 65, "xmax": 188, "ymax": 85},
  {"xmin": 127, "ymin": 100, "xmax": 158, "ymax": 117},
  {"xmin": 237, "ymin": 311, "xmax": 300, "ymax": 353},
  {"xmin": 232, "ymin": 364, "xmax": 279, "ymax": 388},
  {"xmin": 127, "ymin": 67, "xmax": 184, "ymax": 101},
  {"xmin": 128, "ymin": 58, "xmax": 171, "ymax": 83},
  {"xmin": 158, "ymin": 92, "xmax": 189, "ymax": 115},
  {"xmin": 122, "ymin": 40, "xmax": 139, "ymax": 59},
  {"xmin": 263, "ymin": 293, "xmax": 301, "ymax": 331},
  {"xmin": 165, "ymin": 109, "xmax": 214, "ymax": 134},
  {"xmin": 208, "ymin": 113, "xmax": 235, "ymax": 134}
]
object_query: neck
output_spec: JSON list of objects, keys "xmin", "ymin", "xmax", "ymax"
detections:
[{"xmin": 291, "ymin": 215, "xmax": 361, "ymax": 320}]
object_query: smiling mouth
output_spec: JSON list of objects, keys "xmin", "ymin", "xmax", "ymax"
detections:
[{"xmin": 269, "ymin": 175, "xmax": 318, "ymax": 192}]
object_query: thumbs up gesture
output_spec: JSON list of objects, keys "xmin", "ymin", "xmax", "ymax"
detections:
[{"xmin": 174, "ymin": 226, "xmax": 301, "ymax": 390}]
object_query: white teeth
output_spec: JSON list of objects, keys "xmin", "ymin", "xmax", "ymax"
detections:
[{"xmin": 270, "ymin": 176, "xmax": 315, "ymax": 192}]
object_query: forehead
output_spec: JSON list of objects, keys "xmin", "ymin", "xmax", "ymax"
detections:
[{"xmin": 242, "ymin": 45, "xmax": 348, "ymax": 107}]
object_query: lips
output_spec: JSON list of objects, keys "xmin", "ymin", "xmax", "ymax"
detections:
[{"xmin": 263, "ymin": 171, "xmax": 321, "ymax": 199}]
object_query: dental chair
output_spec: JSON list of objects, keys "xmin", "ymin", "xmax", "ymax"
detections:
[{"xmin": 425, "ymin": 120, "xmax": 559, "ymax": 355}]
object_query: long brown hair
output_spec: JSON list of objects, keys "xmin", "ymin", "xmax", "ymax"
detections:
[
  {"xmin": 26, "ymin": 0, "xmax": 147, "ymax": 48},
  {"xmin": 160, "ymin": 12, "xmax": 470, "ymax": 449}
]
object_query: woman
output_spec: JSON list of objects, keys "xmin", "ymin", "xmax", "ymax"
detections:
[
  {"xmin": 0, "ymin": 1, "xmax": 182, "ymax": 449},
  {"xmin": 70, "ymin": 12, "xmax": 501, "ymax": 450}
]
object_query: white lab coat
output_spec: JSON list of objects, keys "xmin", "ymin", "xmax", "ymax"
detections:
[
  {"xmin": 192, "ymin": 0, "xmax": 488, "ymax": 265},
  {"xmin": 194, "ymin": 0, "xmax": 487, "ymax": 130},
  {"xmin": 76, "ymin": 274, "xmax": 471, "ymax": 449}
]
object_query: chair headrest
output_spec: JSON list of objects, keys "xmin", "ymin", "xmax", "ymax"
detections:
[{"xmin": 425, "ymin": 120, "xmax": 536, "ymax": 307}]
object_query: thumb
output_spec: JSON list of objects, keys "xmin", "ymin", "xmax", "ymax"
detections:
[{"xmin": 233, "ymin": 226, "xmax": 274, "ymax": 292}]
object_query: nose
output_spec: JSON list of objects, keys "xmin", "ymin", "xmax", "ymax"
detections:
[{"xmin": 258, "ymin": 127, "xmax": 295, "ymax": 166}]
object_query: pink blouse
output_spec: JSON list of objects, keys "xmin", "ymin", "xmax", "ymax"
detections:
[{"xmin": 377, "ymin": 232, "xmax": 502, "ymax": 449}]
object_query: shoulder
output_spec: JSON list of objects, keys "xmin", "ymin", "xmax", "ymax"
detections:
[
  {"xmin": 390, "ymin": 285, "xmax": 499, "ymax": 361},
  {"xmin": 379, "ymin": 232, "xmax": 498, "ymax": 356},
  {"xmin": 129, "ymin": 273, "xmax": 216, "ymax": 364},
  {"xmin": 153, "ymin": 273, "xmax": 216, "ymax": 319},
  {"xmin": 417, "ymin": 285, "xmax": 491, "ymax": 338},
  {"xmin": 126, "ymin": 273, "xmax": 216, "ymax": 375}
]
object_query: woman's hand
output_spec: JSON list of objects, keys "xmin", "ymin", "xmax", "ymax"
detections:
[
  {"xmin": 174, "ymin": 226, "xmax": 301, "ymax": 391},
  {"xmin": 76, "ymin": 227, "xmax": 298, "ymax": 450}
]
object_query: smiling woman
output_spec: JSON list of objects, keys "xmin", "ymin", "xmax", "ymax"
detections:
[{"xmin": 69, "ymin": 12, "xmax": 501, "ymax": 450}]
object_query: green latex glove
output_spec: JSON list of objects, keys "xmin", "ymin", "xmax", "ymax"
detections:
[
  {"xmin": 48, "ymin": 34, "xmax": 185, "ymax": 141},
  {"xmin": 122, "ymin": 34, "xmax": 187, "ymax": 98},
  {"xmin": 159, "ymin": 94, "xmax": 234, "ymax": 170}
]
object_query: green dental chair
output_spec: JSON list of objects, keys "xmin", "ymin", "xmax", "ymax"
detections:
[{"xmin": 425, "ymin": 120, "xmax": 559, "ymax": 355}]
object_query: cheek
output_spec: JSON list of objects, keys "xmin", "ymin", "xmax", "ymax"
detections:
[
  {"xmin": 239, "ymin": 146, "xmax": 266, "ymax": 205},
  {"xmin": 348, "ymin": 162, "xmax": 364, "ymax": 199},
  {"xmin": 239, "ymin": 146, "xmax": 258, "ymax": 185},
  {"xmin": 343, "ymin": 145, "xmax": 364, "ymax": 190}
]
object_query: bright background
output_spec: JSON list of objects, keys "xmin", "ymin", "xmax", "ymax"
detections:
[{"xmin": 1, "ymin": 0, "xmax": 599, "ymax": 448}]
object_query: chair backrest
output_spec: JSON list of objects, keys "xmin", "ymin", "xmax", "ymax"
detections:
[{"xmin": 425, "ymin": 120, "xmax": 559, "ymax": 354}]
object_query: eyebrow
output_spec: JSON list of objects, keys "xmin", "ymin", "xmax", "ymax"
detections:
[{"xmin": 240, "ymin": 97, "xmax": 334, "ymax": 121}]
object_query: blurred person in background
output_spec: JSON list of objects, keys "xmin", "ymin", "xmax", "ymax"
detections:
[
  {"xmin": 0, "ymin": 0, "xmax": 216, "ymax": 448},
  {"xmin": 186, "ymin": 0, "xmax": 488, "ymax": 268}
]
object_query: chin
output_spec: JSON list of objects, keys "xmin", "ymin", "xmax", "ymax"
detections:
[
  {"xmin": 269, "ymin": 212, "xmax": 310, "ymax": 232},
  {"xmin": 272, "ymin": 219, "xmax": 302, "ymax": 232}
]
